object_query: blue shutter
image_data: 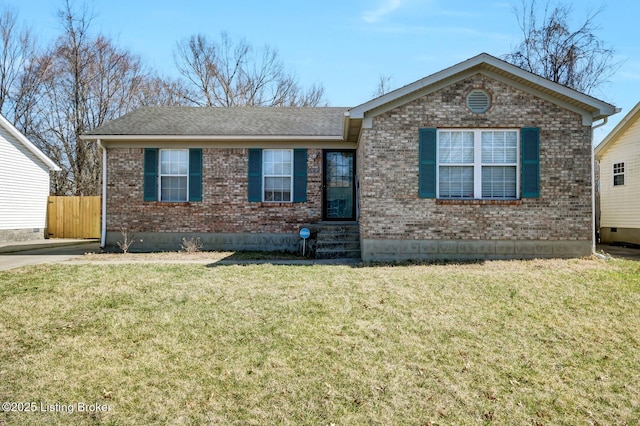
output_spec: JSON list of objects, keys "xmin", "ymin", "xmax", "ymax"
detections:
[
  {"xmin": 521, "ymin": 128, "xmax": 540, "ymax": 198},
  {"xmin": 143, "ymin": 148, "xmax": 158, "ymax": 201},
  {"xmin": 419, "ymin": 128, "xmax": 437, "ymax": 198},
  {"xmin": 188, "ymin": 149, "xmax": 203, "ymax": 202},
  {"xmin": 248, "ymin": 148, "xmax": 262, "ymax": 202},
  {"xmin": 293, "ymin": 149, "xmax": 307, "ymax": 202}
]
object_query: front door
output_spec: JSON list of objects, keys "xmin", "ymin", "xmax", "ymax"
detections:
[{"xmin": 323, "ymin": 150, "xmax": 356, "ymax": 221}]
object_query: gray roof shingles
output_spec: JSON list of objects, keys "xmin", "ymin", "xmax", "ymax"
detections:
[{"xmin": 84, "ymin": 106, "xmax": 349, "ymax": 137}]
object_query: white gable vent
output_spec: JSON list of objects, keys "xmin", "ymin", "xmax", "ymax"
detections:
[{"xmin": 466, "ymin": 89, "xmax": 490, "ymax": 114}]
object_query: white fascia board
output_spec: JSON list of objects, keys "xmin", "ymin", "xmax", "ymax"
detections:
[
  {"xmin": 479, "ymin": 56, "xmax": 618, "ymax": 118},
  {"xmin": 483, "ymin": 70, "xmax": 597, "ymax": 126},
  {"xmin": 595, "ymin": 102, "xmax": 640, "ymax": 159},
  {"xmin": 80, "ymin": 134, "xmax": 344, "ymax": 142},
  {"xmin": 349, "ymin": 52, "xmax": 617, "ymax": 124},
  {"xmin": 0, "ymin": 114, "xmax": 61, "ymax": 171},
  {"xmin": 356, "ymin": 69, "xmax": 479, "ymax": 127},
  {"xmin": 348, "ymin": 59, "xmax": 474, "ymax": 119}
]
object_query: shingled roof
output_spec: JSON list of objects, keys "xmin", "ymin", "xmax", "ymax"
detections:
[{"xmin": 83, "ymin": 106, "xmax": 349, "ymax": 138}]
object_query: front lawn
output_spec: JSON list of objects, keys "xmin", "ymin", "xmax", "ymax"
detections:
[{"xmin": 1, "ymin": 258, "xmax": 639, "ymax": 424}]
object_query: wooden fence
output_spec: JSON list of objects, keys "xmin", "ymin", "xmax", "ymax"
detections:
[{"xmin": 47, "ymin": 196, "xmax": 101, "ymax": 239}]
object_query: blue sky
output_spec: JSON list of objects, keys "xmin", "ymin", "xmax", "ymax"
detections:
[{"xmin": 4, "ymin": 0, "xmax": 639, "ymax": 144}]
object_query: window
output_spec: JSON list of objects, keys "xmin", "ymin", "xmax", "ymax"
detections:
[
  {"xmin": 248, "ymin": 148, "xmax": 306, "ymax": 203},
  {"xmin": 437, "ymin": 129, "xmax": 519, "ymax": 199},
  {"xmin": 613, "ymin": 162, "xmax": 625, "ymax": 186},
  {"xmin": 159, "ymin": 149, "xmax": 188, "ymax": 201},
  {"xmin": 263, "ymin": 149, "xmax": 293, "ymax": 202},
  {"xmin": 143, "ymin": 148, "xmax": 201, "ymax": 202}
]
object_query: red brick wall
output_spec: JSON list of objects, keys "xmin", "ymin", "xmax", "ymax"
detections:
[
  {"xmin": 106, "ymin": 147, "xmax": 322, "ymax": 234},
  {"xmin": 357, "ymin": 73, "xmax": 593, "ymax": 242}
]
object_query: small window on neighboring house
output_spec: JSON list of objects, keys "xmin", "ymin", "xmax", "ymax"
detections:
[
  {"xmin": 613, "ymin": 162, "xmax": 625, "ymax": 186},
  {"xmin": 263, "ymin": 149, "xmax": 293, "ymax": 202},
  {"xmin": 160, "ymin": 149, "xmax": 188, "ymax": 201}
]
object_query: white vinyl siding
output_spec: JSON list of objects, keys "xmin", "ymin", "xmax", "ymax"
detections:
[
  {"xmin": 0, "ymin": 126, "xmax": 51, "ymax": 230},
  {"xmin": 599, "ymin": 118, "xmax": 640, "ymax": 229}
]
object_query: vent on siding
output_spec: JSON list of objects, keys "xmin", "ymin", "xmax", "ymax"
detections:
[{"xmin": 466, "ymin": 90, "xmax": 490, "ymax": 114}]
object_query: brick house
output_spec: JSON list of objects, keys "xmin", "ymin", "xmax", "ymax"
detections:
[{"xmin": 82, "ymin": 53, "xmax": 618, "ymax": 261}]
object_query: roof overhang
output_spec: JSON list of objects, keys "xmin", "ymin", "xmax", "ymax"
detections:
[
  {"xmin": 79, "ymin": 134, "xmax": 345, "ymax": 142},
  {"xmin": 595, "ymin": 101, "xmax": 640, "ymax": 160},
  {"xmin": 80, "ymin": 134, "xmax": 355, "ymax": 149},
  {"xmin": 347, "ymin": 53, "xmax": 619, "ymax": 129}
]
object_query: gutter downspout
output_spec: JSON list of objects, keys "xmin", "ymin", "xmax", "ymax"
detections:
[
  {"xmin": 591, "ymin": 117, "xmax": 608, "ymax": 260},
  {"xmin": 98, "ymin": 139, "xmax": 107, "ymax": 249}
]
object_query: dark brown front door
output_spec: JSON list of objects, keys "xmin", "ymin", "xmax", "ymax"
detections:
[{"xmin": 323, "ymin": 150, "xmax": 356, "ymax": 221}]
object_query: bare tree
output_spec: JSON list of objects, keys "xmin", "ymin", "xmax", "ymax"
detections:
[
  {"xmin": 372, "ymin": 74, "xmax": 395, "ymax": 97},
  {"xmin": 0, "ymin": 5, "xmax": 38, "ymax": 125},
  {"xmin": 25, "ymin": 1, "xmax": 181, "ymax": 195},
  {"xmin": 137, "ymin": 75, "xmax": 191, "ymax": 107},
  {"xmin": 503, "ymin": 0, "xmax": 620, "ymax": 95},
  {"xmin": 175, "ymin": 32, "xmax": 325, "ymax": 107}
]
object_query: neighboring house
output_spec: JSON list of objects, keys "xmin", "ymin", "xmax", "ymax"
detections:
[
  {"xmin": 81, "ymin": 53, "xmax": 618, "ymax": 261},
  {"xmin": 0, "ymin": 114, "xmax": 60, "ymax": 242},
  {"xmin": 595, "ymin": 102, "xmax": 640, "ymax": 245}
]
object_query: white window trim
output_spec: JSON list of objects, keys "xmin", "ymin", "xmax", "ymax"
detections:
[
  {"xmin": 436, "ymin": 129, "xmax": 520, "ymax": 200},
  {"xmin": 158, "ymin": 149, "xmax": 189, "ymax": 202},
  {"xmin": 262, "ymin": 148, "xmax": 294, "ymax": 203},
  {"xmin": 613, "ymin": 162, "xmax": 625, "ymax": 187}
]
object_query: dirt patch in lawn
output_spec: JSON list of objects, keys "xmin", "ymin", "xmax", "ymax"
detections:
[{"xmin": 81, "ymin": 250, "xmax": 308, "ymax": 263}]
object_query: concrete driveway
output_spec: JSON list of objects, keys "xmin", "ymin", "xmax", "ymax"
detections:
[
  {"xmin": 597, "ymin": 244, "xmax": 640, "ymax": 261},
  {"xmin": 0, "ymin": 239, "xmax": 100, "ymax": 271}
]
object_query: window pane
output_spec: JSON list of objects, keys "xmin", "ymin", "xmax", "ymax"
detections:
[
  {"xmin": 282, "ymin": 161, "xmax": 292, "ymax": 175},
  {"xmin": 482, "ymin": 131, "xmax": 517, "ymax": 164},
  {"xmin": 176, "ymin": 150, "xmax": 188, "ymax": 174},
  {"xmin": 439, "ymin": 132, "xmax": 451, "ymax": 163},
  {"xmin": 439, "ymin": 166, "xmax": 473, "ymax": 198},
  {"xmin": 614, "ymin": 174, "xmax": 625, "ymax": 186},
  {"xmin": 264, "ymin": 177, "xmax": 291, "ymax": 202},
  {"xmin": 160, "ymin": 176, "xmax": 187, "ymax": 201},
  {"xmin": 160, "ymin": 149, "xmax": 188, "ymax": 174},
  {"xmin": 505, "ymin": 132, "xmax": 517, "ymax": 162},
  {"xmin": 439, "ymin": 131, "xmax": 473, "ymax": 164},
  {"xmin": 264, "ymin": 162, "xmax": 274, "ymax": 175},
  {"xmin": 263, "ymin": 149, "xmax": 292, "ymax": 177},
  {"xmin": 160, "ymin": 150, "xmax": 171, "ymax": 174},
  {"xmin": 462, "ymin": 132, "xmax": 474, "ymax": 163},
  {"xmin": 482, "ymin": 166, "xmax": 516, "ymax": 198}
]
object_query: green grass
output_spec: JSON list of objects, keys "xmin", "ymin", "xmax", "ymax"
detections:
[{"xmin": 1, "ymin": 258, "xmax": 640, "ymax": 424}]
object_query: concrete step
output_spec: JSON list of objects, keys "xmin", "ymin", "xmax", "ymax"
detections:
[
  {"xmin": 311, "ymin": 222, "xmax": 361, "ymax": 260},
  {"xmin": 316, "ymin": 240, "xmax": 361, "ymax": 251},
  {"xmin": 317, "ymin": 231, "xmax": 360, "ymax": 241},
  {"xmin": 318, "ymin": 227, "xmax": 360, "ymax": 237},
  {"xmin": 316, "ymin": 248, "xmax": 362, "ymax": 260}
]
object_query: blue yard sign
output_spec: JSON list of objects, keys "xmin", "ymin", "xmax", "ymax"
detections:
[
  {"xmin": 300, "ymin": 228, "xmax": 310, "ymax": 239},
  {"xmin": 300, "ymin": 227, "xmax": 310, "ymax": 256}
]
